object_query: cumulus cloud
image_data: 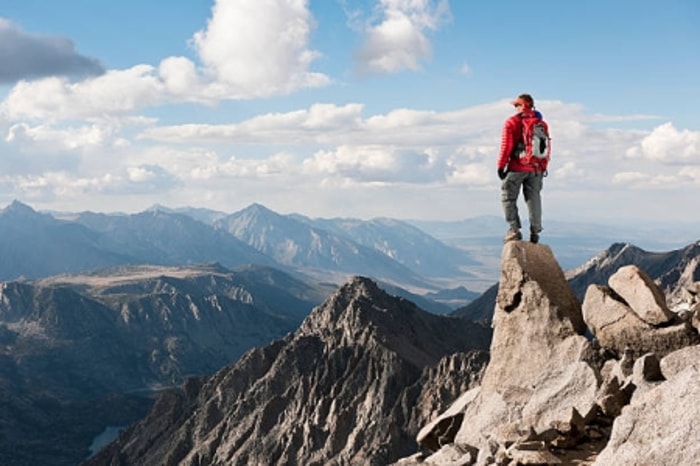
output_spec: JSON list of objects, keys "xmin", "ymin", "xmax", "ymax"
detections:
[
  {"xmin": 0, "ymin": 0, "xmax": 330, "ymax": 123},
  {"xmin": 354, "ymin": 0, "xmax": 451, "ymax": 74},
  {"xmin": 612, "ymin": 171, "xmax": 650, "ymax": 184},
  {"xmin": 0, "ymin": 18, "xmax": 104, "ymax": 84},
  {"xmin": 678, "ymin": 166, "xmax": 700, "ymax": 183},
  {"xmin": 3, "ymin": 163, "xmax": 181, "ymax": 202},
  {"xmin": 302, "ymin": 144, "xmax": 449, "ymax": 184},
  {"xmin": 447, "ymin": 162, "xmax": 491, "ymax": 186},
  {"xmin": 121, "ymin": 164, "xmax": 181, "ymax": 193},
  {"xmin": 190, "ymin": 0, "xmax": 329, "ymax": 97},
  {"xmin": 6, "ymin": 122, "xmax": 115, "ymax": 151},
  {"xmin": 139, "ymin": 102, "xmax": 485, "ymax": 147},
  {"xmin": 2, "ymin": 66, "xmax": 165, "ymax": 121},
  {"xmin": 140, "ymin": 103, "xmax": 366, "ymax": 144},
  {"xmin": 612, "ymin": 170, "xmax": 693, "ymax": 189},
  {"xmin": 625, "ymin": 122, "xmax": 700, "ymax": 163},
  {"xmin": 1, "ymin": 89, "xmax": 695, "ymax": 219}
]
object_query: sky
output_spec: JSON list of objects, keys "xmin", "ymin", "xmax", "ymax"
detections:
[{"xmin": 0, "ymin": 0, "xmax": 698, "ymax": 227}]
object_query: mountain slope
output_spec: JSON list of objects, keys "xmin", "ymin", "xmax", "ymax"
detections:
[
  {"xmin": 74, "ymin": 208, "xmax": 278, "ymax": 270},
  {"xmin": 87, "ymin": 277, "xmax": 492, "ymax": 466},
  {"xmin": 297, "ymin": 215, "xmax": 481, "ymax": 284},
  {"xmin": 0, "ymin": 202, "xmax": 284, "ymax": 281},
  {"xmin": 0, "ymin": 264, "xmax": 330, "ymax": 466},
  {"xmin": 215, "ymin": 203, "xmax": 435, "ymax": 290},
  {"xmin": 0, "ymin": 201, "xmax": 132, "ymax": 280}
]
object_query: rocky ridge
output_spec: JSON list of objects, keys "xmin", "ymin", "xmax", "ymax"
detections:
[{"xmin": 85, "ymin": 277, "xmax": 492, "ymax": 466}]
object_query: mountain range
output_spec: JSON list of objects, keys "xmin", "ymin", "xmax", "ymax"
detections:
[
  {"xmin": 5, "ymin": 201, "xmax": 484, "ymax": 300},
  {"xmin": 7, "ymin": 200, "xmax": 699, "ymax": 304},
  {"xmin": 0, "ymin": 199, "xmax": 698, "ymax": 464}
]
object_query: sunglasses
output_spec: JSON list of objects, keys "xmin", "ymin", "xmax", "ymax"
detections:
[{"xmin": 513, "ymin": 103, "xmax": 523, "ymax": 108}]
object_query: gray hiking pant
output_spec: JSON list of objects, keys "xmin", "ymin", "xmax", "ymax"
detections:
[{"xmin": 501, "ymin": 171, "xmax": 544, "ymax": 234}]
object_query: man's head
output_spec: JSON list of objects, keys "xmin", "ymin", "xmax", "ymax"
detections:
[{"xmin": 511, "ymin": 93, "xmax": 534, "ymax": 109}]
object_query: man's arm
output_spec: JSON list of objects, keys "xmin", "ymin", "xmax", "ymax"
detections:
[{"xmin": 497, "ymin": 117, "xmax": 517, "ymax": 169}]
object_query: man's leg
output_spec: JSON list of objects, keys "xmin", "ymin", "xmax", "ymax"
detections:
[
  {"xmin": 522, "ymin": 172, "xmax": 544, "ymax": 237},
  {"xmin": 501, "ymin": 172, "xmax": 526, "ymax": 237}
]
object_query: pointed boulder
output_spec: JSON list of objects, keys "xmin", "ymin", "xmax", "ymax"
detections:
[
  {"xmin": 608, "ymin": 265, "xmax": 674, "ymax": 325},
  {"xmin": 483, "ymin": 242, "xmax": 587, "ymax": 391},
  {"xmin": 454, "ymin": 242, "xmax": 594, "ymax": 449}
]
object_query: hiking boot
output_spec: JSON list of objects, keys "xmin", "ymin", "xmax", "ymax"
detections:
[
  {"xmin": 503, "ymin": 229, "xmax": 522, "ymax": 243},
  {"xmin": 530, "ymin": 233, "xmax": 540, "ymax": 244}
]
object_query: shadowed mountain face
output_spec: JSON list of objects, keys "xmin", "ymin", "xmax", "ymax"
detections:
[
  {"xmin": 86, "ymin": 277, "xmax": 492, "ymax": 466},
  {"xmin": 0, "ymin": 264, "xmax": 331, "ymax": 466},
  {"xmin": 0, "ymin": 201, "xmax": 132, "ymax": 280},
  {"xmin": 3, "ymin": 264, "xmax": 326, "ymax": 393}
]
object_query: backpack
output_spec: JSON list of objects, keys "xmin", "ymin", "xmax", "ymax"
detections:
[{"xmin": 516, "ymin": 114, "xmax": 551, "ymax": 165}]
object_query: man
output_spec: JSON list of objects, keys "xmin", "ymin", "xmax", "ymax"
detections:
[{"xmin": 497, "ymin": 93, "xmax": 549, "ymax": 244}]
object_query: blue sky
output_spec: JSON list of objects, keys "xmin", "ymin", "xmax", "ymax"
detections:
[{"xmin": 0, "ymin": 0, "xmax": 698, "ymax": 228}]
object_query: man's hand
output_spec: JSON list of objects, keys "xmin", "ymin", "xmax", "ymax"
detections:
[{"xmin": 497, "ymin": 168, "xmax": 507, "ymax": 180}]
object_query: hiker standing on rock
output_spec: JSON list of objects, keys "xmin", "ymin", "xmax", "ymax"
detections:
[{"xmin": 497, "ymin": 93, "xmax": 550, "ymax": 244}]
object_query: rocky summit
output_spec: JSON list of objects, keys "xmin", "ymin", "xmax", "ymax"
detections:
[
  {"xmin": 85, "ymin": 277, "xmax": 492, "ymax": 466},
  {"xmin": 397, "ymin": 241, "xmax": 700, "ymax": 466}
]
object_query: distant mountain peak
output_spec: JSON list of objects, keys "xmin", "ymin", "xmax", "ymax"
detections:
[
  {"xmin": 242, "ymin": 202, "xmax": 278, "ymax": 217},
  {"xmin": 144, "ymin": 203, "xmax": 174, "ymax": 213},
  {"xmin": 3, "ymin": 200, "xmax": 37, "ymax": 215}
]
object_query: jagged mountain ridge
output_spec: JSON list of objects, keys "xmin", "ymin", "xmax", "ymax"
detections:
[
  {"xmin": 398, "ymin": 242, "xmax": 700, "ymax": 464},
  {"xmin": 0, "ymin": 237, "xmax": 696, "ymax": 464},
  {"xmin": 86, "ymin": 277, "xmax": 492, "ymax": 466},
  {"xmin": 567, "ymin": 241, "xmax": 700, "ymax": 302},
  {"xmin": 160, "ymin": 203, "xmax": 483, "ymax": 283},
  {"xmin": 0, "ymin": 263, "xmax": 331, "ymax": 466}
]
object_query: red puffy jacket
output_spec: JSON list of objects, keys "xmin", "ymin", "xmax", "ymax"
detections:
[{"xmin": 497, "ymin": 109, "xmax": 549, "ymax": 173}]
